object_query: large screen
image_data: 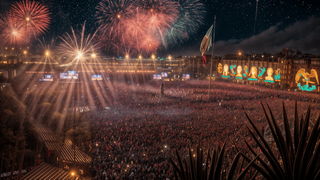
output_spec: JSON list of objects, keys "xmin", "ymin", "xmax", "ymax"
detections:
[
  {"xmin": 182, "ymin": 74, "xmax": 190, "ymax": 79},
  {"xmin": 60, "ymin": 71, "xmax": 78, "ymax": 80},
  {"xmin": 92, "ymin": 75, "xmax": 103, "ymax": 81},
  {"xmin": 39, "ymin": 75, "xmax": 53, "ymax": 81},
  {"xmin": 161, "ymin": 72, "xmax": 167, "ymax": 77},
  {"xmin": 153, "ymin": 74, "xmax": 162, "ymax": 80}
]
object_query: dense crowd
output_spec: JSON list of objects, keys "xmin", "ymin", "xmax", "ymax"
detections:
[{"xmin": 83, "ymin": 80, "xmax": 320, "ymax": 180}]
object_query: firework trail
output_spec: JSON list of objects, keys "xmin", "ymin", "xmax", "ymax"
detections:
[
  {"xmin": 12, "ymin": 0, "xmax": 51, "ymax": 39},
  {"xmin": 253, "ymin": 0, "xmax": 259, "ymax": 35}
]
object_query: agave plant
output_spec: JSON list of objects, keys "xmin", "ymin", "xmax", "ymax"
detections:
[
  {"xmin": 169, "ymin": 139, "xmax": 259, "ymax": 180},
  {"xmin": 244, "ymin": 101, "xmax": 320, "ymax": 180}
]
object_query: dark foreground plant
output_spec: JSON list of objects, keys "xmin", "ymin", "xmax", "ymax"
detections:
[
  {"xmin": 244, "ymin": 101, "xmax": 320, "ymax": 180},
  {"xmin": 169, "ymin": 140, "xmax": 259, "ymax": 180}
]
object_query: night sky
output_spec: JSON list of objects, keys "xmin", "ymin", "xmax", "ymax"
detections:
[{"xmin": 1, "ymin": 0, "xmax": 320, "ymax": 57}]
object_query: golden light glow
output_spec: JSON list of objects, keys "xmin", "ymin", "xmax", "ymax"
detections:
[
  {"xmin": 217, "ymin": 63, "xmax": 222, "ymax": 74},
  {"xmin": 236, "ymin": 66, "xmax": 242, "ymax": 77},
  {"xmin": 249, "ymin": 67, "xmax": 258, "ymax": 79},
  {"xmin": 262, "ymin": 55, "xmax": 264, "ymax": 58},
  {"xmin": 23, "ymin": 51, "xmax": 27, "ymax": 54},
  {"xmin": 295, "ymin": 69, "xmax": 319, "ymax": 85},
  {"xmin": 223, "ymin": 64, "xmax": 229, "ymax": 76},
  {"xmin": 91, "ymin": 53, "xmax": 96, "ymax": 58},
  {"xmin": 12, "ymin": 31, "xmax": 18, "ymax": 36},
  {"xmin": 265, "ymin": 68, "xmax": 274, "ymax": 81},
  {"xmin": 239, "ymin": 52, "xmax": 241, "ymax": 56},
  {"xmin": 150, "ymin": 9, "xmax": 154, "ymax": 12},
  {"xmin": 168, "ymin": 55, "xmax": 172, "ymax": 60},
  {"xmin": 139, "ymin": 55, "xmax": 142, "ymax": 59},
  {"xmin": 296, "ymin": 69, "xmax": 319, "ymax": 91},
  {"xmin": 77, "ymin": 52, "xmax": 83, "ymax": 59},
  {"xmin": 125, "ymin": 54, "xmax": 129, "ymax": 59},
  {"xmin": 46, "ymin": 51, "xmax": 49, "ymax": 56},
  {"xmin": 26, "ymin": 17, "xmax": 30, "ymax": 21},
  {"xmin": 71, "ymin": 172, "xmax": 75, "ymax": 176},
  {"xmin": 12, "ymin": 47, "xmax": 14, "ymax": 50},
  {"xmin": 5, "ymin": 47, "xmax": 7, "ymax": 50},
  {"xmin": 151, "ymin": 54, "xmax": 155, "ymax": 59},
  {"xmin": 117, "ymin": 14, "xmax": 121, "ymax": 18}
]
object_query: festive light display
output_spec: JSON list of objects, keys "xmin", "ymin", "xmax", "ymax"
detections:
[{"xmin": 295, "ymin": 69, "xmax": 319, "ymax": 91}]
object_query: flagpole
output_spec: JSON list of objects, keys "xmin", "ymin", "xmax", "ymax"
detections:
[{"xmin": 208, "ymin": 16, "xmax": 216, "ymax": 101}]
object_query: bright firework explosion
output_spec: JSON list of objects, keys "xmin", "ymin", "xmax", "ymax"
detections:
[
  {"xmin": 0, "ymin": 11, "xmax": 27, "ymax": 45},
  {"xmin": 96, "ymin": 0, "xmax": 205, "ymax": 55},
  {"xmin": 96, "ymin": 0, "xmax": 135, "ymax": 52},
  {"xmin": 57, "ymin": 23, "xmax": 100, "ymax": 64},
  {"xmin": 165, "ymin": 0, "xmax": 205, "ymax": 45},
  {"xmin": 12, "ymin": 0, "xmax": 51, "ymax": 39}
]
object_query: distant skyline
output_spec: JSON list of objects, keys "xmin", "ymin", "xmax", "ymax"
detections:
[{"xmin": 1, "ymin": 0, "xmax": 320, "ymax": 57}]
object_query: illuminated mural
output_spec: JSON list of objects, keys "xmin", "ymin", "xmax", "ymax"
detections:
[
  {"xmin": 236, "ymin": 66, "xmax": 243, "ymax": 79},
  {"xmin": 258, "ymin": 67, "xmax": 266, "ymax": 79},
  {"xmin": 222, "ymin": 64, "xmax": 230, "ymax": 78},
  {"xmin": 264, "ymin": 68, "xmax": 274, "ymax": 83},
  {"xmin": 295, "ymin": 69, "xmax": 319, "ymax": 91},
  {"xmin": 275, "ymin": 68, "xmax": 281, "ymax": 81},
  {"xmin": 230, "ymin": 65, "xmax": 236, "ymax": 76},
  {"xmin": 248, "ymin": 66, "xmax": 258, "ymax": 81},
  {"xmin": 243, "ymin": 66, "xmax": 248, "ymax": 77},
  {"xmin": 217, "ymin": 63, "xmax": 222, "ymax": 74}
]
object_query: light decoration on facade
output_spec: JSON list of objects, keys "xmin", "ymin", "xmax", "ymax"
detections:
[{"xmin": 295, "ymin": 69, "xmax": 319, "ymax": 91}]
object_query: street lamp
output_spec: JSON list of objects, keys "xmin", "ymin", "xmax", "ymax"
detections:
[
  {"xmin": 151, "ymin": 54, "xmax": 155, "ymax": 60},
  {"xmin": 91, "ymin": 53, "xmax": 96, "ymax": 58},
  {"xmin": 45, "ymin": 51, "xmax": 49, "ymax": 56},
  {"xmin": 125, "ymin": 54, "xmax": 129, "ymax": 59},
  {"xmin": 26, "ymin": 17, "xmax": 30, "ymax": 21},
  {"xmin": 139, "ymin": 55, "xmax": 142, "ymax": 59},
  {"xmin": 23, "ymin": 51, "xmax": 27, "ymax": 55},
  {"xmin": 117, "ymin": 14, "xmax": 121, "ymax": 19}
]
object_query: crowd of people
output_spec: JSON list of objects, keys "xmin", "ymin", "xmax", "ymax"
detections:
[{"xmin": 84, "ymin": 80, "xmax": 320, "ymax": 179}]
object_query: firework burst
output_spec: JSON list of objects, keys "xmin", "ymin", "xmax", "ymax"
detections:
[
  {"xmin": 165, "ymin": 0, "xmax": 205, "ymax": 45},
  {"xmin": 0, "ymin": 11, "xmax": 27, "ymax": 45},
  {"xmin": 58, "ymin": 23, "xmax": 99, "ymax": 64},
  {"xmin": 96, "ymin": 0, "xmax": 135, "ymax": 47},
  {"xmin": 12, "ymin": 0, "xmax": 51, "ymax": 39},
  {"xmin": 96, "ymin": 0, "xmax": 205, "ymax": 55}
]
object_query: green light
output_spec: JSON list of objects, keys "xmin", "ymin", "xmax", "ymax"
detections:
[
  {"xmin": 264, "ymin": 80, "xmax": 274, "ymax": 83},
  {"xmin": 258, "ymin": 67, "xmax": 266, "ymax": 77},
  {"xmin": 298, "ymin": 83, "xmax": 316, "ymax": 91}
]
